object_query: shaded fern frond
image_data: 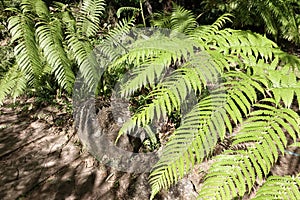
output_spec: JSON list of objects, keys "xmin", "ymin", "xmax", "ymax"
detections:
[
  {"xmin": 170, "ymin": 4, "xmax": 198, "ymax": 34},
  {"xmin": 151, "ymin": 11, "xmax": 172, "ymax": 29},
  {"xmin": 151, "ymin": 4, "xmax": 197, "ymax": 34},
  {"xmin": 66, "ymin": 31, "xmax": 97, "ymax": 91},
  {"xmin": 193, "ymin": 13, "xmax": 233, "ymax": 38},
  {"xmin": 252, "ymin": 175, "xmax": 300, "ymax": 200},
  {"xmin": 223, "ymin": 0, "xmax": 300, "ymax": 44},
  {"xmin": 116, "ymin": 7, "xmax": 140, "ymax": 18},
  {"xmin": 97, "ymin": 17, "xmax": 135, "ymax": 65},
  {"xmin": 77, "ymin": 0, "xmax": 105, "ymax": 37}
]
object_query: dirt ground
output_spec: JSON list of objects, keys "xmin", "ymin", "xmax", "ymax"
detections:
[
  {"xmin": 0, "ymin": 98, "xmax": 151, "ymax": 200},
  {"xmin": 1, "ymin": 97, "xmax": 299, "ymax": 200}
]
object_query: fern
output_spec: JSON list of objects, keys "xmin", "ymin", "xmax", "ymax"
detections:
[
  {"xmin": 116, "ymin": 7, "xmax": 140, "ymax": 18},
  {"xmin": 149, "ymin": 93, "xmax": 229, "ymax": 199},
  {"xmin": 8, "ymin": 12, "xmax": 42, "ymax": 85},
  {"xmin": 266, "ymin": 69, "xmax": 300, "ymax": 108},
  {"xmin": 35, "ymin": 0, "xmax": 75, "ymax": 93},
  {"xmin": 198, "ymin": 98, "xmax": 300, "ymax": 199},
  {"xmin": 77, "ymin": 0, "xmax": 105, "ymax": 38},
  {"xmin": 0, "ymin": 64, "xmax": 26, "ymax": 105},
  {"xmin": 253, "ymin": 175, "xmax": 300, "ymax": 199},
  {"xmin": 203, "ymin": 0, "xmax": 300, "ymax": 44},
  {"xmin": 66, "ymin": 29, "xmax": 97, "ymax": 92},
  {"xmin": 1, "ymin": 0, "xmax": 107, "ymax": 103},
  {"xmin": 148, "ymin": 70, "xmax": 268, "ymax": 198},
  {"xmin": 109, "ymin": 6, "xmax": 300, "ymax": 199},
  {"xmin": 151, "ymin": 4, "xmax": 197, "ymax": 34}
]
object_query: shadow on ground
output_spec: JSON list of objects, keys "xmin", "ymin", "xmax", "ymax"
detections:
[{"xmin": 0, "ymin": 99, "xmax": 150, "ymax": 200}]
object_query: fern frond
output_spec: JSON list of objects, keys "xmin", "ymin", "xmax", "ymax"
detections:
[
  {"xmin": 35, "ymin": 1, "xmax": 74, "ymax": 93},
  {"xmin": 150, "ymin": 93, "xmax": 228, "ymax": 199},
  {"xmin": 116, "ymin": 6, "xmax": 140, "ymax": 18},
  {"xmin": 228, "ymin": 0, "xmax": 300, "ymax": 44},
  {"xmin": 8, "ymin": 13, "xmax": 43, "ymax": 85},
  {"xmin": 198, "ymin": 99, "xmax": 300, "ymax": 199},
  {"xmin": 109, "ymin": 31, "xmax": 198, "ymax": 97},
  {"xmin": 151, "ymin": 11, "xmax": 172, "ymax": 29},
  {"xmin": 0, "ymin": 65, "xmax": 27, "ymax": 105},
  {"xmin": 150, "ymin": 3, "xmax": 197, "ymax": 34},
  {"xmin": 66, "ymin": 31, "xmax": 97, "ymax": 92},
  {"xmin": 210, "ymin": 29, "xmax": 278, "ymax": 62},
  {"xmin": 20, "ymin": 0, "xmax": 37, "ymax": 14},
  {"xmin": 223, "ymin": 71, "xmax": 267, "ymax": 125},
  {"xmin": 77, "ymin": 0, "xmax": 105, "ymax": 37},
  {"xmin": 170, "ymin": 4, "xmax": 198, "ymax": 34},
  {"xmin": 193, "ymin": 13, "xmax": 233, "ymax": 38},
  {"xmin": 117, "ymin": 52, "xmax": 221, "ymax": 139},
  {"xmin": 148, "ymin": 70, "xmax": 267, "ymax": 198},
  {"xmin": 253, "ymin": 175, "xmax": 300, "ymax": 200},
  {"xmin": 97, "ymin": 17, "xmax": 135, "ymax": 64},
  {"xmin": 266, "ymin": 69, "xmax": 300, "ymax": 108}
]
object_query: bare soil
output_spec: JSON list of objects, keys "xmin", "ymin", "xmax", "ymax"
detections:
[{"xmin": 0, "ymin": 98, "xmax": 150, "ymax": 200}]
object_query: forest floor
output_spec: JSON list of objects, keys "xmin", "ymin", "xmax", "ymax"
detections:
[
  {"xmin": 0, "ymin": 97, "xmax": 138, "ymax": 200},
  {"xmin": 2, "ymin": 96, "xmax": 299, "ymax": 200}
]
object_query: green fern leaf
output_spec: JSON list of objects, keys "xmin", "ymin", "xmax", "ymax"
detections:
[
  {"xmin": 35, "ymin": 3, "xmax": 75, "ymax": 93},
  {"xmin": 0, "ymin": 65, "xmax": 27, "ymax": 105},
  {"xmin": 150, "ymin": 94, "xmax": 228, "ymax": 199},
  {"xmin": 77, "ymin": 0, "xmax": 105, "ymax": 37},
  {"xmin": 253, "ymin": 175, "xmax": 300, "ymax": 200},
  {"xmin": 198, "ymin": 100, "xmax": 300, "ymax": 199},
  {"xmin": 8, "ymin": 13, "xmax": 43, "ymax": 85},
  {"xmin": 116, "ymin": 6, "xmax": 140, "ymax": 18}
]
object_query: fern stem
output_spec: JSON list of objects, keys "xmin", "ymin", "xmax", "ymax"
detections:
[{"xmin": 140, "ymin": 0, "xmax": 146, "ymax": 27}]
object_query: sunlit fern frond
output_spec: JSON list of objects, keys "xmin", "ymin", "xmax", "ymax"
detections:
[
  {"xmin": 35, "ymin": 1, "xmax": 75, "ymax": 93},
  {"xmin": 222, "ymin": 71, "xmax": 267, "ymax": 125},
  {"xmin": 8, "ymin": 13, "xmax": 43, "ymax": 85},
  {"xmin": 149, "ymin": 92, "xmax": 228, "ymax": 199},
  {"xmin": 266, "ymin": 69, "xmax": 300, "ymax": 108},
  {"xmin": 252, "ymin": 175, "xmax": 300, "ymax": 200},
  {"xmin": 116, "ymin": 49, "xmax": 221, "ymax": 140},
  {"xmin": 108, "ymin": 6, "xmax": 300, "ymax": 199},
  {"xmin": 203, "ymin": 29, "xmax": 278, "ymax": 62},
  {"xmin": 77, "ymin": 0, "xmax": 105, "ymax": 38},
  {"xmin": 0, "ymin": 64, "xmax": 27, "ymax": 105},
  {"xmin": 198, "ymin": 98, "xmax": 300, "ymax": 199},
  {"xmin": 147, "ymin": 69, "xmax": 269, "ymax": 199},
  {"xmin": 117, "ymin": 35, "xmax": 198, "ymax": 98}
]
